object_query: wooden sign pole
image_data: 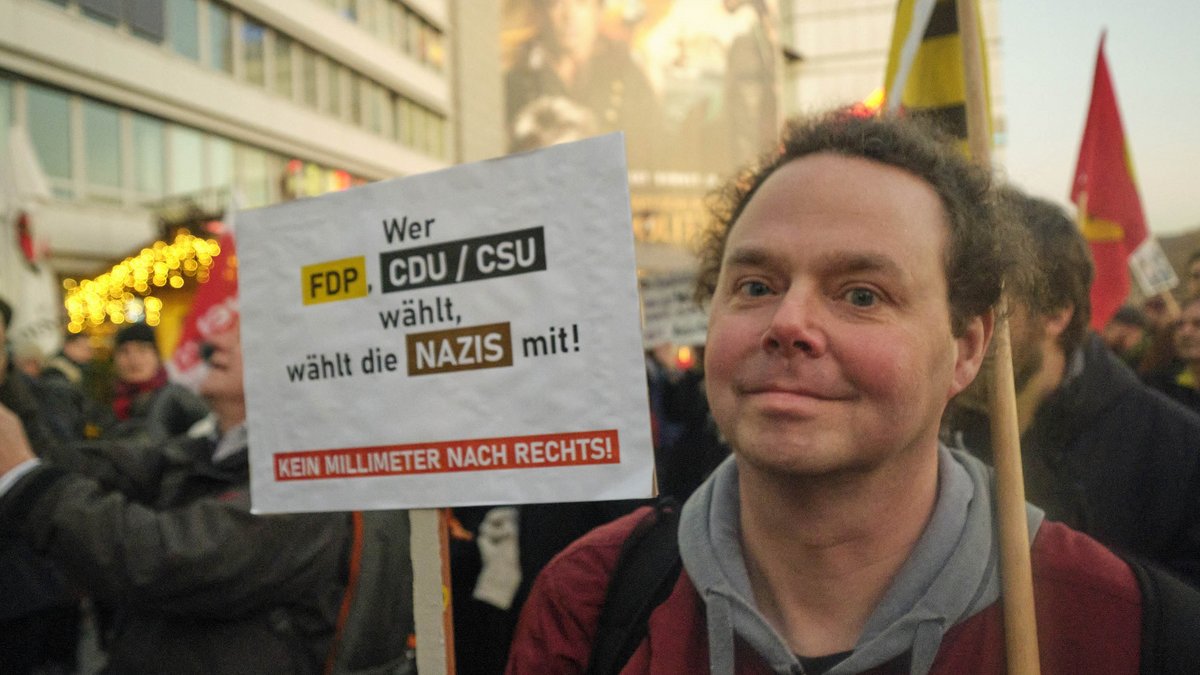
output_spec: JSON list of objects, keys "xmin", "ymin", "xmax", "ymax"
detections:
[{"xmin": 957, "ymin": 1, "xmax": 1041, "ymax": 673}]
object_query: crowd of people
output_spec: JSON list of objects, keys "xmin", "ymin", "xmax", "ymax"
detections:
[{"xmin": 2, "ymin": 109, "xmax": 1200, "ymax": 674}]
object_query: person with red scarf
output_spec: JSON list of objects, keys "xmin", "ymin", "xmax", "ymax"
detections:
[{"xmin": 103, "ymin": 322, "xmax": 209, "ymax": 442}]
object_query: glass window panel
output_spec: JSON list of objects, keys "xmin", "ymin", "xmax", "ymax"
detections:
[
  {"xmin": 429, "ymin": 114, "xmax": 444, "ymax": 159},
  {"xmin": 396, "ymin": 97, "xmax": 412, "ymax": 146},
  {"xmin": 170, "ymin": 125, "xmax": 204, "ymax": 195},
  {"xmin": 126, "ymin": 0, "xmax": 165, "ymax": 43},
  {"xmin": 406, "ymin": 12, "xmax": 420, "ymax": 57},
  {"xmin": 365, "ymin": 81, "xmax": 381, "ymax": 134},
  {"xmin": 80, "ymin": 0, "xmax": 120, "ymax": 26},
  {"xmin": 273, "ymin": 33, "xmax": 294, "ymax": 99},
  {"xmin": 0, "ymin": 79, "xmax": 11, "ymax": 158},
  {"xmin": 349, "ymin": 73, "xmax": 363, "ymax": 127},
  {"xmin": 300, "ymin": 46, "xmax": 318, "ymax": 108},
  {"xmin": 326, "ymin": 60, "xmax": 342, "ymax": 117},
  {"xmin": 410, "ymin": 104, "xmax": 426, "ymax": 152},
  {"xmin": 26, "ymin": 84, "xmax": 72, "ymax": 183},
  {"xmin": 243, "ymin": 19, "xmax": 266, "ymax": 87},
  {"xmin": 236, "ymin": 144, "xmax": 268, "ymax": 207},
  {"xmin": 132, "ymin": 114, "xmax": 164, "ymax": 197},
  {"xmin": 427, "ymin": 30, "xmax": 444, "ymax": 70},
  {"xmin": 208, "ymin": 3, "xmax": 232, "ymax": 73},
  {"xmin": 166, "ymin": 0, "xmax": 199, "ymax": 60},
  {"xmin": 208, "ymin": 136, "xmax": 233, "ymax": 191},
  {"xmin": 83, "ymin": 99, "xmax": 122, "ymax": 192}
]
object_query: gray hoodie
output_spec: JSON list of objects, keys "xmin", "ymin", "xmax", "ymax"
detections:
[{"xmin": 678, "ymin": 445, "xmax": 1044, "ymax": 675}]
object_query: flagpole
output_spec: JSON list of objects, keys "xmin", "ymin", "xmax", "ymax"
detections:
[{"xmin": 956, "ymin": 1, "xmax": 1041, "ymax": 674}]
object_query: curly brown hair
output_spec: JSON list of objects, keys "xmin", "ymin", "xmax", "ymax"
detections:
[{"xmin": 693, "ymin": 111, "xmax": 1032, "ymax": 336}]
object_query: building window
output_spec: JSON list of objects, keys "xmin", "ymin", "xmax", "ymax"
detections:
[
  {"xmin": 273, "ymin": 33, "xmax": 294, "ymax": 99},
  {"xmin": 396, "ymin": 96, "xmax": 412, "ymax": 147},
  {"xmin": 0, "ymin": 78, "xmax": 11, "ymax": 158},
  {"xmin": 349, "ymin": 73, "xmax": 363, "ymax": 127},
  {"xmin": 299, "ymin": 45, "xmax": 318, "ymax": 108},
  {"xmin": 208, "ymin": 3, "xmax": 233, "ymax": 73},
  {"xmin": 169, "ymin": 125, "xmax": 204, "ymax": 195},
  {"xmin": 236, "ymin": 143, "xmax": 269, "ymax": 207},
  {"xmin": 327, "ymin": 61, "xmax": 344, "ymax": 119},
  {"xmin": 80, "ymin": 0, "xmax": 121, "ymax": 28},
  {"xmin": 26, "ymin": 84, "xmax": 73, "ymax": 194},
  {"xmin": 209, "ymin": 136, "xmax": 234, "ymax": 192},
  {"xmin": 243, "ymin": 19, "xmax": 267, "ymax": 87},
  {"xmin": 127, "ymin": 0, "xmax": 166, "ymax": 43},
  {"xmin": 132, "ymin": 113, "xmax": 165, "ymax": 199},
  {"xmin": 82, "ymin": 99, "xmax": 122, "ymax": 199},
  {"xmin": 166, "ymin": 0, "xmax": 200, "ymax": 61}
]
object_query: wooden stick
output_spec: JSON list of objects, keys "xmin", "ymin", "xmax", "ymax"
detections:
[
  {"xmin": 956, "ymin": 1, "xmax": 1041, "ymax": 673},
  {"xmin": 412, "ymin": 508, "xmax": 456, "ymax": 674}
]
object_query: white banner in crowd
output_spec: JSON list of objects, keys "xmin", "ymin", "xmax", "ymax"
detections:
[
  {"xmin": 1129, "ymin": 237, "xmax": 1179, "ymax": 297},
  {"xmin": 238, "ymin": 135, "xmax": 655, "ymax": 513},
  {"xmin": 639, "ymin": 271, "xmax": 709, "ymax": 348}
]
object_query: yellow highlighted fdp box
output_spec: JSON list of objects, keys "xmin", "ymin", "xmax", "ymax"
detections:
[{"xmin": 302, "ymin": 256, "xmax": 368, "ymax": 305}]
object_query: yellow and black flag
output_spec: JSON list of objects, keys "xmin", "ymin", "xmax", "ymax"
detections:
[{"xmin": 882, "ymin": 0, "xmax": 992, "ymax": 156}]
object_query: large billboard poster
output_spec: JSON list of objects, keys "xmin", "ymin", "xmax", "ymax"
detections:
[{"xmin": 502, "ymin": 0, "xmax": 781, "ymax": 253}]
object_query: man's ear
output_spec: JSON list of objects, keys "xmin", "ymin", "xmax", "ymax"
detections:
[
  {"xmin": 949, "ymin": 309, "xmax": 995, "ymax": 398},
  {"xmin": 1043, "ymin": 305, "xmax": 1074, "ymax": 341}
]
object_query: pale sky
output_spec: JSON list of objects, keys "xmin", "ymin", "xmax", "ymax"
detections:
[{"xmin": 999, "ymin": 1, "xmax": 1200, "ymax": 236}]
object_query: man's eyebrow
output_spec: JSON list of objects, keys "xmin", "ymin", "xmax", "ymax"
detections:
[
  {"xmin": 724, "ymin": 246, "xmax": 775, "ymax": 269},
  {"xmin": 724, "ymin": 247, "xmax": 905, "ymax": 278},
  {"xmin": 817, "ymin": 251, "xmax": 904, "ymax": 278}
]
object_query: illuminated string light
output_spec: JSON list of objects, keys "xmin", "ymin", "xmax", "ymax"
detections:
[{"xmin": 64, "ymin": 230, "xmax": 221, "ymax": 331}]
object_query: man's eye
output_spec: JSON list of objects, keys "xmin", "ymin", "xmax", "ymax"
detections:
[
  {"xmin": 741, "ymin": 281, "xmax": 772, "ymax": 297},
  {"xmin": 845, "ymin": 288, "xmax": 877, "ymax": 307}
]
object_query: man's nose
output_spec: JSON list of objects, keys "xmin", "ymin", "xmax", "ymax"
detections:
[{"xmin": 761, "ymin": 287, "xmax": 827, "ymax": 357}]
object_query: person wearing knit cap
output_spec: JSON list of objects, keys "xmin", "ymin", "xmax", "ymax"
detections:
[{"xmin": 104, "ymin": 322, "xmax": 209, "ymax": 441}]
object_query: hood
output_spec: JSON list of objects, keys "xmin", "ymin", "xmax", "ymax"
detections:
[{"xmin": 678, "ymin": 446, "xmax": 1044, "ymax": 675}]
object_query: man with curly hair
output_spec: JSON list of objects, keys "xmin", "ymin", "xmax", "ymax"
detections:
[{"xmin": 506, "ymin": 111, "xmax": 1200, "ymax": 675}]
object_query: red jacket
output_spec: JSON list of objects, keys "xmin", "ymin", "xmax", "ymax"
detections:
[{"xmin": 506, "ymin": 507, "xmax": 1141, "ymax": 674}]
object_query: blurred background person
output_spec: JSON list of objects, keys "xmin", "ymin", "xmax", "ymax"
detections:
[
  {"xmin": 1102, "ymin": 304, "xmax": 1151, "ymax": 370},
  {"xmin": 1146, "ymin": 295, "xmax": 1200, "ymax": 414},
  {"xmin": 0, "ymin": 319, "xmax": 414, "ymax": 674},
  {"xmin": 1186, "ymin": 249, "xmax": 1200, "ymax": 300},
  {"xmin": 101, "ymin": 321, "xmax": 208, "ymax": 442},
  {"xmin": 942, "ymin": 187, "xmax": 1200, "ymax": 588},
  {"xmin": 0, "ymin": 297, "xmax": 81, "ymax": 675}
]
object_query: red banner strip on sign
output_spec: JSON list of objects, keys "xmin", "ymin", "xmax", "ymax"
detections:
[{"xmin": 273, "ymin": 429, "xmax": 621, "ymax": 481}]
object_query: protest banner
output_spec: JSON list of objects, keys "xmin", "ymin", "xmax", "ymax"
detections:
[
  {"xmin": 1129, "ymin": 237, "xmax": 1180, "ymax": 298},
  {"xmin": 237, "ymin": 134, "xmax": 655, "ymax": 514},
  {"xmin": 639, "ymin": 271, "xmax": 708, "ymax": 348}
]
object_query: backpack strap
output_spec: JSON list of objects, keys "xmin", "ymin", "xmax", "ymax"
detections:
[
  {"xmin": 1122, "ymin": 555, "xmax": 1200, "ymax": 674},
  {"xmin": 585, "ymin": 498, "xmax": 683, "ymax": 675}
]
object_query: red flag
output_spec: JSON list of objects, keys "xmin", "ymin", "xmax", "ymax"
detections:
[
  {"xmin": 166, "ymin": 232, "xmax": 239, "ymax": 390},
  {"xmin": 1070, "ymin": 33, "xmax": 1148, "ymax": 331}
]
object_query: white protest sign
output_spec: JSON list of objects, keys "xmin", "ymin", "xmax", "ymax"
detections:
[
  {"xmin": 1129, "ymin": 237, "xmax": 1179, "ymax": 297},
  {"xmin": 639, "ymin": 271, "xmax": 708, "ymax": 348},
  {"xmin": 237, "ymin": 135, "xmax": 654, "ymax": 513}
]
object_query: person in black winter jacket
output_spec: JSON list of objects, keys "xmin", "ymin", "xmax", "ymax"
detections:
[{"xmin": 943, "ymin": 187, "xmax": 1200, "ymax": 588}]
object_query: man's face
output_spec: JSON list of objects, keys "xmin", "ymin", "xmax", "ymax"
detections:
[
  {"xmin": 1173, "ymin": 300, "xmax": 1200, "ymax": 364},
  {"xmin": 544, "ymin": 0, "xmax": 600, "ymax": 64},
  {"xmin": 953, "ymin": 302, "xmax": 1046, "ymax": 414},
  {"xmin": 1188, "ymin": 259, "xmax": 1200, "ymax": 300},
  {"xmin": 0, "ymin": 319, "xmax": 8, "ymax": 385},
  {"xmin": 198, "ymin": 324, "xmax": 244, "ymax": 405},
  {"xmin": 703, "ymin": 154, "xmax": 987, "ymax": 478},
  {"xmin": 63, "ymin": 336, "xmax": 94, "ymax": 364},
  {"xmin": 114, "ymin": 341, "xmax": 161, "ymax": 384}
]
